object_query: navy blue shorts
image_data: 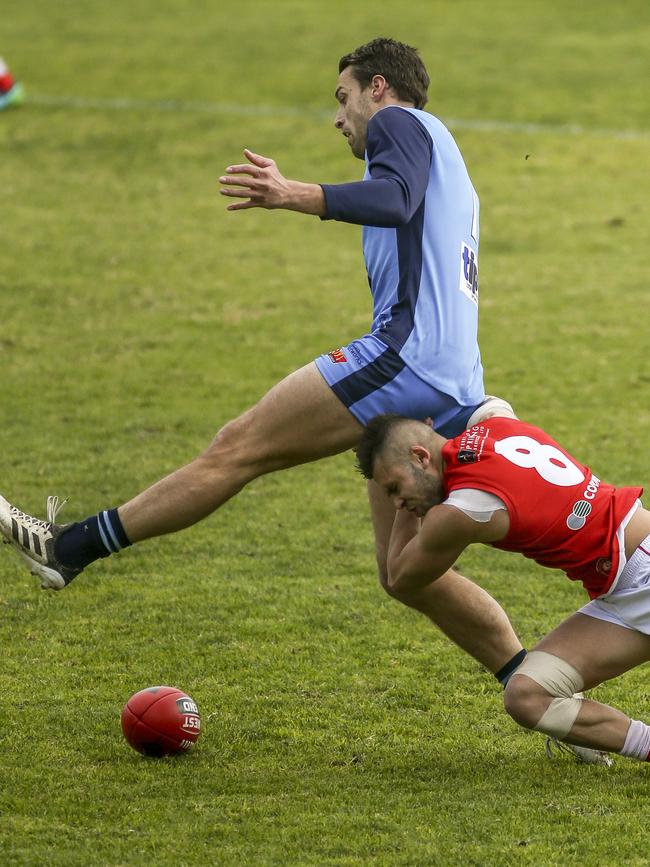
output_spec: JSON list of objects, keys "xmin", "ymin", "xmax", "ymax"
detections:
[{"xmin": 315, "ymin": 334, "xmax": 484, "ymax": 439}]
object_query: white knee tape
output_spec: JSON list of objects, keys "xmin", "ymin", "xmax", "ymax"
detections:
[
  {"xmin": 467, "ymin": 396, "xmax": 516, "ymax": 428},
  {"xmin": 534, "ymin": 697, "xmax": 583, "ymax": 739},
  {"xmin": 512, "ymin": 651, "xmax": 585, "ymax": 739}
]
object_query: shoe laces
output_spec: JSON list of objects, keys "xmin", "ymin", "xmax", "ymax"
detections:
[
  {"xmin": 46, "ymin": 495, "xmax": 68, "ymax": 524},
  {"xmin": 545, "ymin": 736, "xmax": 573, "ymax": 760},
  {"xmin": 10, "ymin": 496, "xmax": 68, "ymax": 532}
]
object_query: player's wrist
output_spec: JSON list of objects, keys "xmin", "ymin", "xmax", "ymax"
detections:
[{"xmin": 286, "ymin": 181, "xmax": 326, "ymax": 216}]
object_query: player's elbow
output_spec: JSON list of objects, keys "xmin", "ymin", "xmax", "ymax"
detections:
[
  {"xmin": 371, "ymin": 181, "xmax": 415, "ymax": 227},
  {"xmin": 382, "ymin": 564, "xmax": 408, "ymax": 597},
  {"xmin": 382, "ymin": 196, "xmax": 414, "ymax": 227},
  {"xmin": 386, "ymin": 205, "xmax": 410, "ymax": 228},
  {"xmin": 366, "ymin": 207, "xmax": 409, "ymax": 229},
  {"xmin": 385, "ymin": 559, "xmax": 411, "ymax": 593},
  {"xmin": 386, "ymin": 566, "xmax": 437, "ymax": 597}
]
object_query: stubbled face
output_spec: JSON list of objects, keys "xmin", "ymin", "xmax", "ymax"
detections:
[
  {"xmin": 334, "ymin": 65, "xmax": 375, "ymax": 160},
  {"xmin": 374, "ymin": 455, "xmax": 445, "ymax": 517}
]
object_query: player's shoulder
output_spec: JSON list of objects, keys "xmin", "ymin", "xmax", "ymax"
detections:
[
  {"xmin": 482, "ymin": 415, "xmax": 555, "ymax": 446},
  {"xmin": 369, "ymin": 105, "xmax": 434, "ymax": 142},
  {"xmin": 482, "ymin": 415, "xmax": 531, "ymax": 436},
  {"xmin": 422, "ymin": 498, "xmax": 488, "ymax": 547}
]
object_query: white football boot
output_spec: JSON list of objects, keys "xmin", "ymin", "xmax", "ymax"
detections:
[
  {"xmin": 0, "ymin": 495, "xmax": 80, "ymax": 589},
  {"xmin": 545, "ymin": 736, "xmax": 613, "ymax": 767}
]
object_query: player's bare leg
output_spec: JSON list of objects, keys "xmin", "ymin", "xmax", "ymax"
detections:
[
  {"xmin": 367, "ymin": 479, "xmax": 524, "ymax": 676},
  {"xmin": 119, "ymin": 362, "xmax": 363, "ymax": 541},
  {"xmin": 505, "ymin": 612, "xmax": 650, "ymax": 755},
  {"xmin": 0, "ymin": 362, "xmax": 363, "ymax": 587},
  {"xmin": 123, "ymin": 371, "xmax": 523, "ymax": 682}
]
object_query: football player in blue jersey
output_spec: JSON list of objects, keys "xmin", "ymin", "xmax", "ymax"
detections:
[{"xmin": 3, "ymin": 39, "xmax": 569, "ymax": 735}]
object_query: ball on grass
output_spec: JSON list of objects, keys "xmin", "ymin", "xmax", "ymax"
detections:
[{"xmin": 121, "ymin": 686, "xmax": 201, "ymax": 757}]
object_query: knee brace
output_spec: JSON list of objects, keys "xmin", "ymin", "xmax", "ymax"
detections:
[{"xmin": 511, "ymin": 650, "xmax": 585, "ymax": 739}]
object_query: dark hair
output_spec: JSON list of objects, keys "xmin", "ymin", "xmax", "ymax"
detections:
[
  {"xmin": 339, "ymin": 37, "xmax": 429, "ymax": 109},
  {"xmin": 355, "ymin": 412, "xmax": 406, "ymax": 480}
]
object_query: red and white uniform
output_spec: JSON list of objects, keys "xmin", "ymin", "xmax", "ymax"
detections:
[{"xmin": 442, "ymin": 418, "xmax": 642, "ymax": 598}]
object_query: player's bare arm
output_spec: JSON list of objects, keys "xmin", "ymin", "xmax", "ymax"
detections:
[
  {"xmin": 386, "ymin": 507, "xmax": 477, "ymax": 594},
  {"xmin": 219, "ymin": 148, "xmax": 326, "ymax": 215},
  {"xmin": 387, "ymin": 504, "xmax": 510, "ymax": 595}
]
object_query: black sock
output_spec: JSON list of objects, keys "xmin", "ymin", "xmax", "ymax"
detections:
[
  {"xmin": 495, "ymin": 649, "xmax": 527, "ymax": 687},
  {"xmin": 54, "ymin": 508, "xmax": 131, "ymax": 571}
]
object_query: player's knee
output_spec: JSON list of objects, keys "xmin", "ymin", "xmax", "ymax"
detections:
[
  {"xmin": 204, "ymin": 403, "xmax": 293, "ymax": 479},
  {"xmin": 201, "ymin": 414, "xmax": 261, "ymax": 479},
  {"xmin": 206, "ymin": 417, "xmax": 246, "ymax": 458},
  {"xmin": 503, "ymin": 675, "xmax": 548, "ymax": 730},
  {"xmin": 504, "ymin": 651, "xmax": 585, "ymax": 737}
]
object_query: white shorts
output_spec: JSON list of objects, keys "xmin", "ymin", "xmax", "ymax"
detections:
[{"xmin": 579, "ymin": 533, "xmax": 650, "ymax": 635}]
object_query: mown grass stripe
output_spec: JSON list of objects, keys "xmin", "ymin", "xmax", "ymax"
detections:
[{"xmin": 26, "ymin": 93, "xmax": 650, "ymax": 141}]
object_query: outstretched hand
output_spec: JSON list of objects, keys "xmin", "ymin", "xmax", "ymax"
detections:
[{"xmin": 219, "ymin": 148, "xmax": 292, "ymax": 211}]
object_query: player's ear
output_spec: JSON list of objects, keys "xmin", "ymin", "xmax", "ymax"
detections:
[
  {"xmin": 411, "ymin": 445, "xmax": 431, "ymax": 468},
  {"xmin": 370, "ymin": 74, "xmax": 388, "ymax": 100}
]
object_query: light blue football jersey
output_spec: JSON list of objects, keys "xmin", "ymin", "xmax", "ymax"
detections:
[{"xmin": 321, "ymin": 105, "xmax": 485, "ymax": 406}]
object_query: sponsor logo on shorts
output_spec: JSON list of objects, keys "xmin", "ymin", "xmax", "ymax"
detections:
[
  {"xmin": 347, "ymin": 342, "xmax": 364, "ymax": 365},
  {"xmin": 328, "ymin": 348, "xmax": 348, "ymax": 364},
  {"xmin": 458, "ymin": 243, "xmax": 479, "ymax": 304},
  {"xmin": 566, "ymin": 500, "xmax": 592, "ymax": 531}
]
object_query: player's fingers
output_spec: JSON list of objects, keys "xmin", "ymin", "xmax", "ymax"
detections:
[
  {"xmin": 222, "ymin": 164, "xmax": 263, "ymax": 177},
  {"xmin": 243, "ymin": 148, "xmax": 275, "ymax": 168},
  {"xmin": 226, "ymin": 200, "xmax": 260, "ymax": 211},
  {"xmin": 219, "ymin": 173, "xmax": 261, "ymax": 187},
  {"xmin": 219, "ymin": 187, "xmax": 260, "ymax": 199}
]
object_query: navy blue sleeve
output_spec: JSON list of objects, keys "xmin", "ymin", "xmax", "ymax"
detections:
[{"xmin": 320, "ymin": 107, "xmax": 433, "ymax": 228}]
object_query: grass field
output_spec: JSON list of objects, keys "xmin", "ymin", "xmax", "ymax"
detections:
[{"xmin": 2, "ymin": 1, "xmax": 650, "ymax": 864}]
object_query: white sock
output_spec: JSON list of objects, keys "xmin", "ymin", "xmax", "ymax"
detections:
[{"xmin": 620, "ymin": 719, "xmax": 650, "ymax": 761}]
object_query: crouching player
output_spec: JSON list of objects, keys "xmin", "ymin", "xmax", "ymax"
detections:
[{"xmin": 356, "ymin": 409, "xmax": 650, "ymax": 764}]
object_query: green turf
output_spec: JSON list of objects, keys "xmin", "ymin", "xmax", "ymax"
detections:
[{"xmin": 1, "ymin": 1, "xmax": 650, "ymax": 864}]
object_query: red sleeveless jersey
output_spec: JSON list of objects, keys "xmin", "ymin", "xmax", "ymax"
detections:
[{"xmin": 442, "ymin": 417, "xmax": 642, "ymax": 598}]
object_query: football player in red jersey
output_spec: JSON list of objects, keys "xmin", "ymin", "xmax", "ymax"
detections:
[{"xmin": 356, "ymin": 410, "xmax": 650, "ymax": 765}]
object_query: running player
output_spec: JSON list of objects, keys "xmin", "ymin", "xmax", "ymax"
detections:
[
  {"xmin": 0, "ymin": 57, "xmax": 23, "ymax": 110},
  {"xmin": 356, "ymin": 411, "xmax": 650, "ymax": 763},
  {"xmin": 2, "ymin": 39, "xmax": 523, "ymax": 695}
]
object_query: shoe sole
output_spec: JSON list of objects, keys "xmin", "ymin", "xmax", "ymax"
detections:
[
  {"xmin": 17, "ymin": 550, "xmax": 65, "ymax": 590},
  {"xmin": 567, "ymin": 744, "xmax": 613, "ymax": 767}
]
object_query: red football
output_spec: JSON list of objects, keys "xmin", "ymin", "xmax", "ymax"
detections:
[{"xmin": 121, "ymin": 686, "xmax": 202, "ymax": 757}]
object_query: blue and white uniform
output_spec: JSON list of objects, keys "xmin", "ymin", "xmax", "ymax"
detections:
[{"xmin": 315, "ymin": 105, "xmax": 485, "ymax": 438}]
